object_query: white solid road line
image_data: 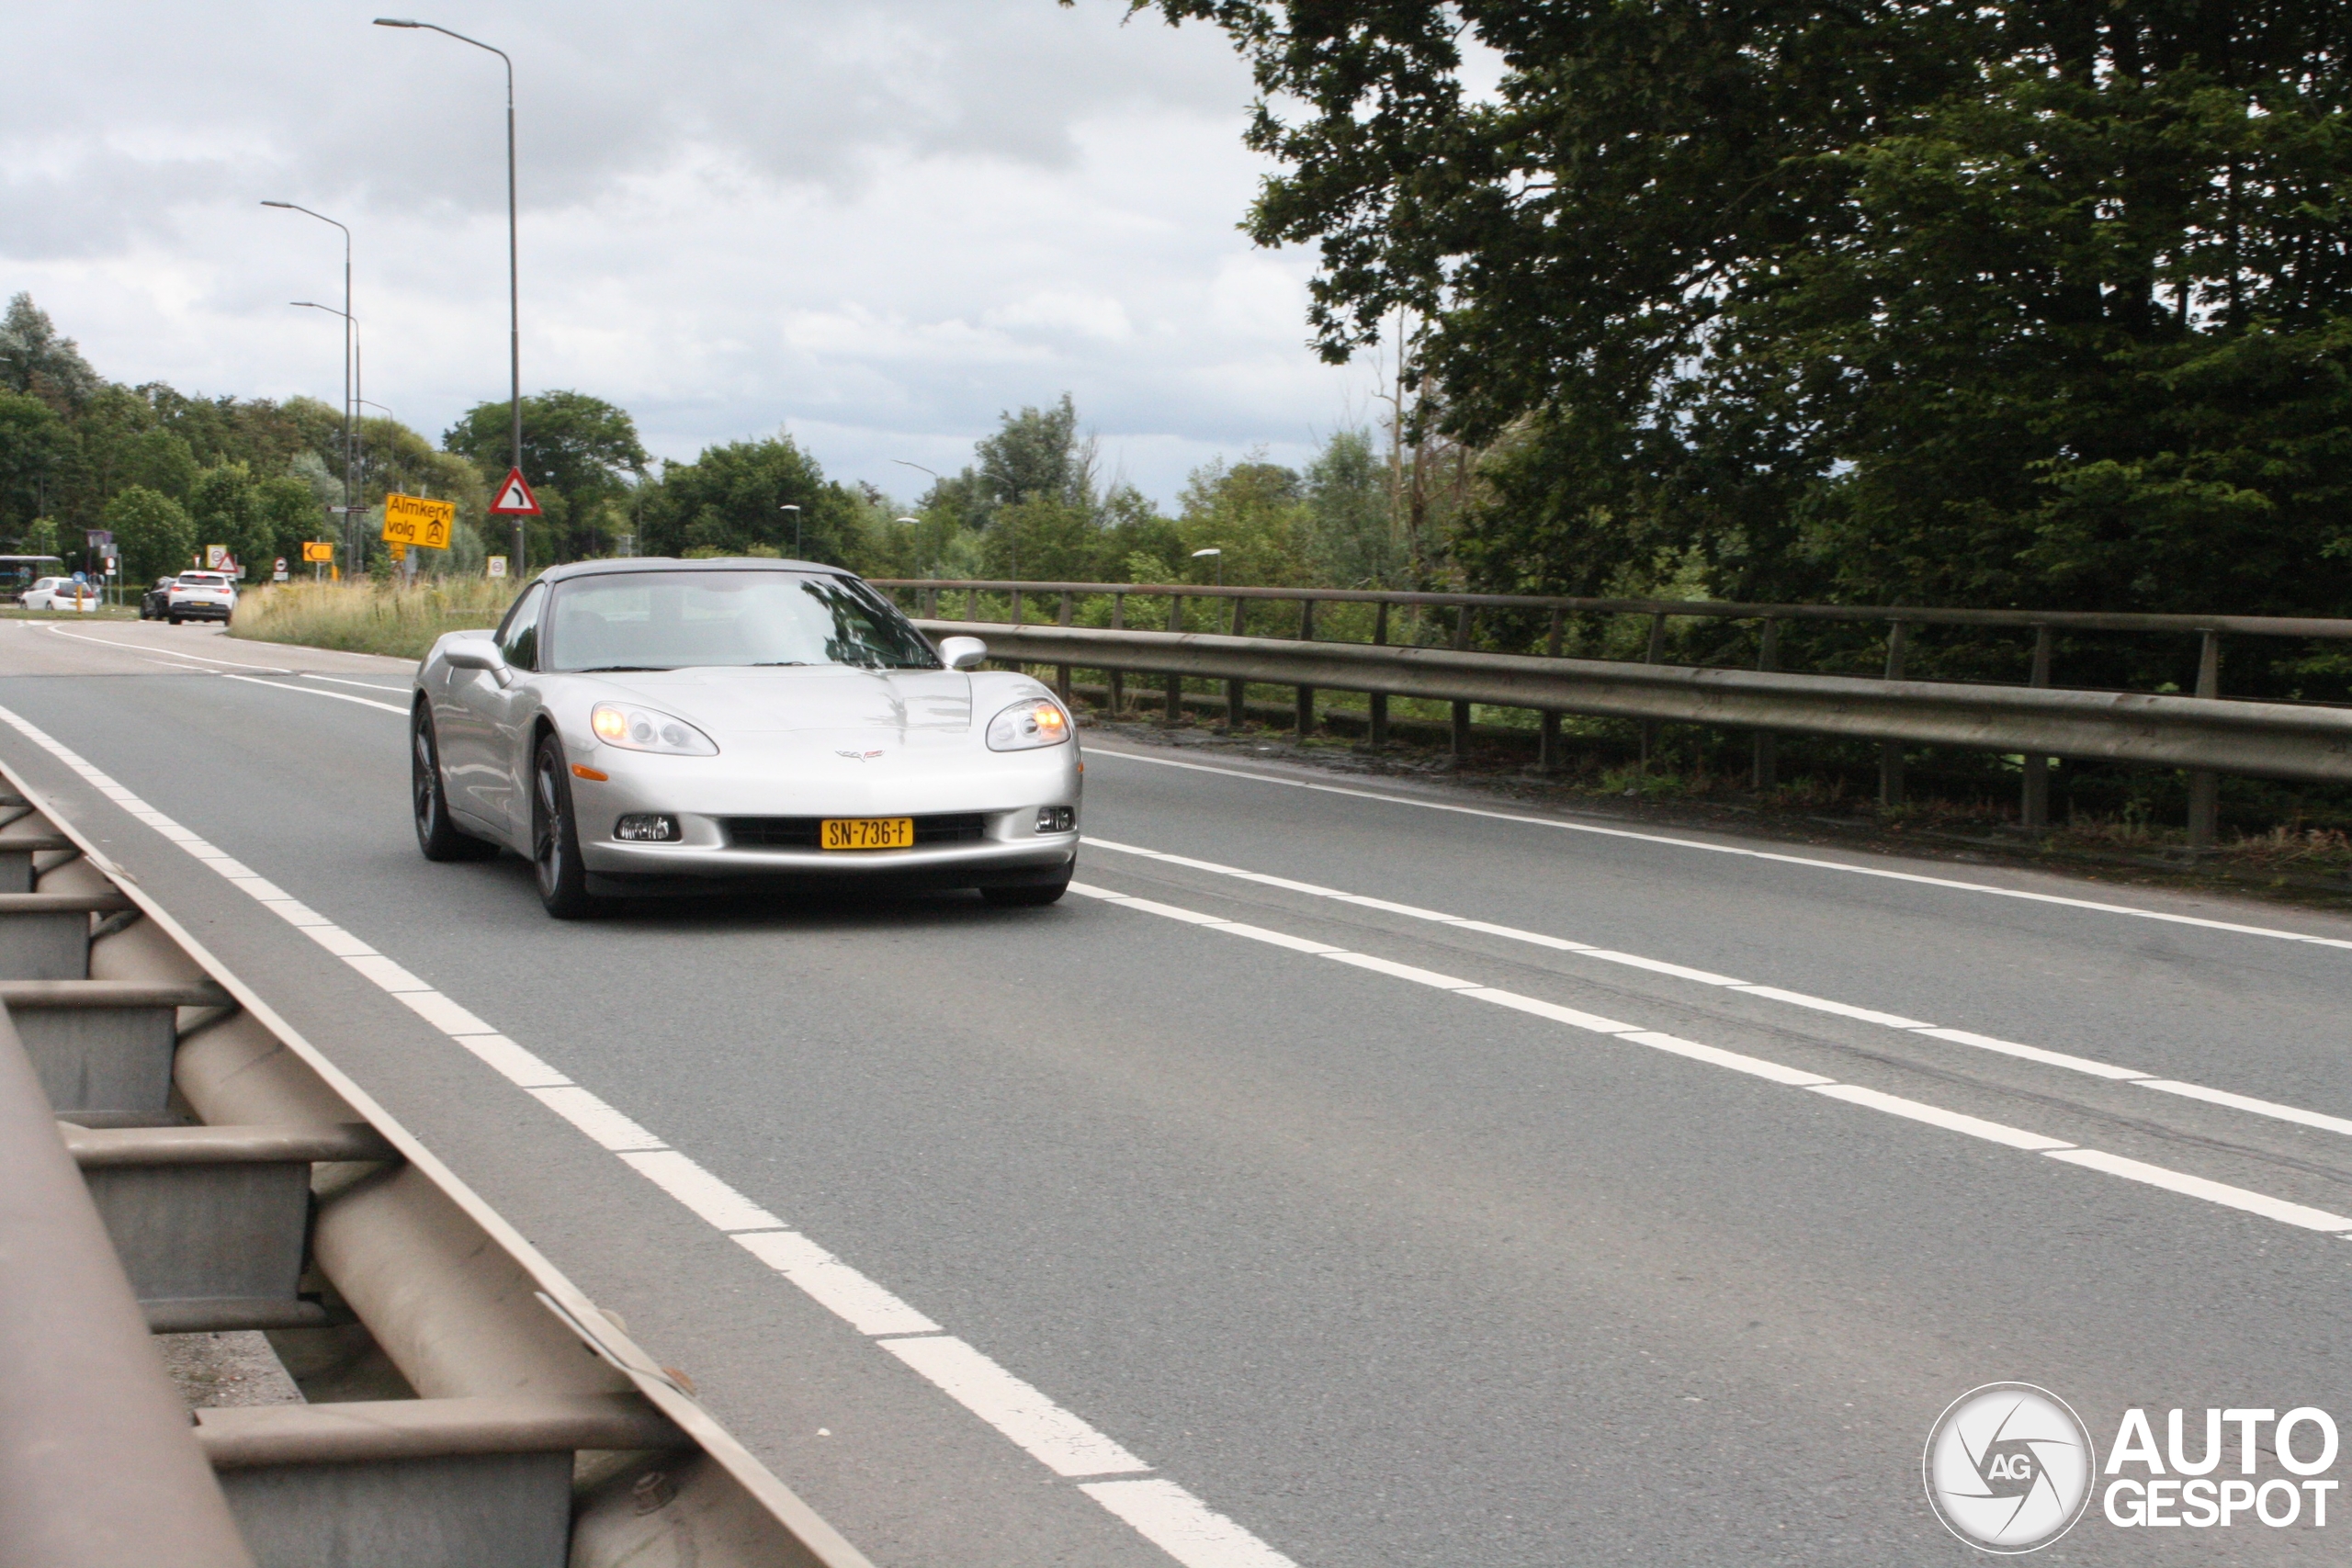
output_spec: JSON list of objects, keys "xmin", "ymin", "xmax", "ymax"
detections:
[
  {"xmin": 1066, "ymin": 878, "xmax": 2352, "ymax": 1240},
  {"xmin": 39, "ymin": 625, "xmax": 291, "ymax": 671},
  {"xmin": 218, "ymin": 672, "xmax": 407, "ymax": 715},
  {"xmin": 1083, "ymin": 835, "xmax": 2352, "ymax": 1146},
  {"xmin": 1083, "ymin": 745, "xmax": 2352, "ymax": 952},
  {"xmin": 0, "ymin": 700, "xmax": 1300, "ymax": 1568}
]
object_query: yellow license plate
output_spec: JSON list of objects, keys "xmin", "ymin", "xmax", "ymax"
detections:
[{"xmin": 821, "ymin": 817, "xmax": 915, "ymax": 851}]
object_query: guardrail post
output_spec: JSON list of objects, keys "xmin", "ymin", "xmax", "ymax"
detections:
[
  {"xmin": 2021, "ymin": 626, "xmax": 2052, "ymax": 828},
  {"xmin": 1538, "ymin": 609, "xmax": 1564, "ymax": 773},
  {"xmin": 1638, "ymin": 613, "xmax": 1666, "ymax": 779},
  {"xmin": 1227, "ymin": 599, "xmax": 1247, "ymax": 730},
  {"xmin": 1451, "ymin": 607, "xmax": 1474, "ymax": 759},
  {"xmin": 1055, "ymin": 592, "xmax": 1073, "ymax": 705},
  {"xmin": 1010, "ymin": 585, "xmax": 1023, "ymax": 626},
  {"xmin": 1163, "ymin": 592, "xmax": 1184, "ymax": 725},
  {"xmin": 1752, "ymin": 618, "xmax": 1779, "ymax": 790},
  {"xmin": 967, "ymin": 586, "xmax": 979, "ymax": 623},
  {"xmin": 1108, "ymin": 595, "xmax": 1125, "ymax": 716},
  {"xmin": 2188, "ymin": 631, "xmax": 2222, "ymax": 851},
  {"xmin": 1295, "ymin": 599, "xmax": 1317, "ymax": 738},
  {"xmin": 1880, "ymin": 622, "xmax": 1908, "ymax": 807},
  {"xmin": 1369, "ymin": 601, "xmax": 1390, "ymax": 748}
]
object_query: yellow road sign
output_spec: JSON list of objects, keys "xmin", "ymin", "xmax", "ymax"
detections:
[
  {"xmin": 381, "ymin": 492, "xmax": 457, "ymax": 550},
  {"xmin": 300, "ymin": 541, "xmax": 335, "ymax": 563},
  {"xmin": 389, "ymin": 542, "xmax": 408, "ymax": 562}
]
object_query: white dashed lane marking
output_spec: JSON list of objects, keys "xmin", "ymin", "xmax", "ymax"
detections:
[
  {"xmin": 1066, "ymin": 878, "xmax": 2352, "ymax": 1239},
  {"xmin": 1082, "ymin": 835, "xmax": 2352, "ymax": 1146}
]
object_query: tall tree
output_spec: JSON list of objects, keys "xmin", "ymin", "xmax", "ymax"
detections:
[
  {"xmin": 0, "ymin": 294, "xmax": 100, "ymax": 408},
  {"xmin": 444, "ymin": 390, "xmax": 650, "ymax": 562},
  {"xmin": 639, "ymin": 434, "xmax": 861, "ymax": 564},
  {"xmin": 1137, "ymin": 0, "xmax": 2352, "ymax": 626},
  {"xmin": 103, "ymin": 486, "xmax": 196, "ymax": 583}
]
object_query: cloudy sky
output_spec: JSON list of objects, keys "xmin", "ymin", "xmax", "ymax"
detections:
[{"xmin": 4, "ymin": 2, "xmax": 1392, "ymax": 507}]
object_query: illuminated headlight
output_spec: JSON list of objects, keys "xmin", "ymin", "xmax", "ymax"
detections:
[
  {"xmin": 590, "ymin": 702, "xmax": 718, "ymax": 756},
  {"xmin": 614, "ymin": 814, "xmax": 680, "ymax": 842},
  {"xmin": 987, "ymin": 697, "xmax": 1071, "ymax": 751}
]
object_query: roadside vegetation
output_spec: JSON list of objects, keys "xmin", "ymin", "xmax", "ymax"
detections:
[{"xmin": 228, "ymin": 580, "xmax": 514, "ymax": 660}]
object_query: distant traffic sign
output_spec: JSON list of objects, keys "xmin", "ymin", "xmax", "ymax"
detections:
[
  {"xmin": 488, "ymin": 468, "xmax": 541, "ymax": 516},
  {"xmin": 382, "ymin": 492, "xmax": 457, "ymax": 550},
  {"xmin": 300, "ymin": 542, "xmax": 335, "ymax": 563},
  {"xmin": 206, "ymin": 545, "xmax": 227, "ymax": 570},
  {"xmin": 487, "ymin": 556, "xmax": 508, "ymax": 579}
]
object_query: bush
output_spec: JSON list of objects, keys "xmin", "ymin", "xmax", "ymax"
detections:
[{"xmin": 228, "ymin": 580, "xmax": 516, "ymax": 660}]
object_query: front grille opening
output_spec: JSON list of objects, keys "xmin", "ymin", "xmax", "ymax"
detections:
[{"xmin": 723, "ymin": 813, "xmax": 988, "ymax": 849}]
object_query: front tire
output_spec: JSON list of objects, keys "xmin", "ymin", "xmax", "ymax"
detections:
[
  {"xmin": 167, "ymin": 615, "xmax": 182, "ymax": 626},
  {"xmin": 413, "ymin": 705, "xmax": 498, "ymax": 863},
  {"xmin": 532, "ymin": 732, "xmax": 600, "ymax": 919}
]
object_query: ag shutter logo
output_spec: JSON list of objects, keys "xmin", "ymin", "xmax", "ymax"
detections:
[{"xmin": 1924, "ymin": 1383, "xmax": 2097, "ymax": 1552}]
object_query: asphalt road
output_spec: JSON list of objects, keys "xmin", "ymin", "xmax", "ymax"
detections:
[{"xmin": 7, "ymin": 615, "xmax": 2352, "ymax": 1565}]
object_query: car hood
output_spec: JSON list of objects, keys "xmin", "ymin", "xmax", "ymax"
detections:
[{"xmin": 574, "ymin": 665, "xmax": 974, "ymax": 736}]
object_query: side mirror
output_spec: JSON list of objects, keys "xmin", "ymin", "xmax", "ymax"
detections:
[
  {"xmin": 443, "ymin": 639, "xmax": 515, "ymax": 688},
  {"xmin": 938, "ymin": 636, "xmax": 988, "ymax": 671}
]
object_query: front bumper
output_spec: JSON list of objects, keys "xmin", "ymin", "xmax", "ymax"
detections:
[{"xmin": 564, "ymin": 737, "xmax": 1081, "ymax": 893}]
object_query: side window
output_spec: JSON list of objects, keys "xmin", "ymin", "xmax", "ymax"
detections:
[{"xmin": 497, "ymin": 582, "xmax": 547, "ymax": 672}]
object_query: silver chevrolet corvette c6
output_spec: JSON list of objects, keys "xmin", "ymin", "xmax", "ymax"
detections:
[{"xmin": 410, "ymin": 557, "xmax": 1080, "ymax": 919}]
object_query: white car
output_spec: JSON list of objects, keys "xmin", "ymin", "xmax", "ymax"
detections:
[
  {"xmin": 410, "ymin": 558, "xmax": 1082, "ymax": 918},
  {"xmin": 165, "ymin": 571, "xmax": 237, "ymax": 624},
  {"xmin": 20, "ymin": 576, "xmax": 98, "ymax": 612}
]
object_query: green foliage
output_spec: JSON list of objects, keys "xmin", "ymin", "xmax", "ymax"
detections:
[
  {"xmin": 443, "ymin": 390, "xmax": 649, "ymax": 563},
  {"xmin": 1176, "ymin": 457, "xmax": 1308, "ymax": 584},
  {"xmin": 639, "ymin": 434, "xmax": 862, "ymax": 563},
  {"xmin": 1141, "ymin": 0, "xmax": 2352, "ymax": 639},
  {"xmin": 0, "ymin": 293, "xmax": 100, "ymax": 406},
  {"xmin": 103, "ymin": 485, "xmax": 195, "ymax": 582},
  {"xmin": 0, "ymin": 389, "xmax": 66, "ymax": 536}
]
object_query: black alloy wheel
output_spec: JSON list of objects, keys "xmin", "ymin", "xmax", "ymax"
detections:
[
  {"xmin": 413, "ymin": 704, "xmax": 497, "ymax": 863},
  {"xmin": 531, "ymin": 731, "xmax": 599, "ymax": 919}
]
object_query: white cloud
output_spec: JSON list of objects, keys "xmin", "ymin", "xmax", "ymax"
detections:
[{"xmin": 2, "ymin": 1, "xmax": 1385, "ymax": 505}]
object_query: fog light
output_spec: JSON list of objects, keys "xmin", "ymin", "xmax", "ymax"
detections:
[
  {"xmin": 614, "ymin": 814, "xmax": 680, "ymax": 842},
  {"xmin": 1035, "ymin": 806, "xmax": 1076, "ymax": 833}
]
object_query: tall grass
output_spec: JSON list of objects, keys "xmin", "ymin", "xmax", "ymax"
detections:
[{"xmin": 228, "ymin": 580, "xmax": 517, "ymax": 660}]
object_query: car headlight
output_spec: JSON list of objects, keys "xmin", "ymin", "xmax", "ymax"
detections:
[
  {"xmin": 589, "ymin": 702, "xmax": 718, "ymax": 756},
  {"xmin": 986, "ymin": 697, "xmax": 1072, "ymax": 751}
]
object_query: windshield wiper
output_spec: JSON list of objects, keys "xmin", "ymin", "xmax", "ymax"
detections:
[
  {"xmin": 570, "ymin": 664, "xmax": 667, "ymax": 673},
  {"xmin": 750, "ymin": 660, "xmax": 811, "ymax": 667}
]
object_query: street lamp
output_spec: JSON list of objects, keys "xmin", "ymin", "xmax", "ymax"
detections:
[
  {"xmin": 373, "ymin": 17, "xmax": 524, "ymax": 576},
  {"xmin": 1191, "ymin": 547, "xmax": 1223, "ymax": 588},
  {"xmin": 263, "ymin": 202, "xmax": 355, "ymax": 578},
  {"xmin": 780, "ymin": 504, "xmax": 802, "ymax": 558},
  {"xmin": 292, "ymin": 300, "xmax": 366, "ymax": 575}
]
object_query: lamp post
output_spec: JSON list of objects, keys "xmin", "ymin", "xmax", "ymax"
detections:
[
  {"xmin": 263, "ymin": 202, "xmax": 355, "ymax": 579},
  {"xmin": 780, "ymin": 504, "xmax": 802, "ymax": 559},
  {"xmin": 292, "ymin": 300, "xmax": 365, "ymax": 576},
  {"xmin": 894, "ymin": 517, "xmax": 922, "ymax": 578},
  {"xmin": 374, "ymin": 17, "xmax": 524, "ymax": 576},
  {"xmin": 1191, "ymin": 547, "xmax": 1223, "ymax": 588}
]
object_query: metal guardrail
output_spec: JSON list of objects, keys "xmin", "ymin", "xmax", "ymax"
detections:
[
  {"xmin": 0, "ymin": 769, "xmax": 874, "ymax": 1568},
  {"xmin": 888, "ymin": 577, "xmax": 2352, "ymax": 843},
  {"xmin": 876, "ymin": 578, "xmax": 2352, "ymax": 639},
  {"xmin": 930, "ymin": 619, "xmax": 2352, "ymax": 784}
]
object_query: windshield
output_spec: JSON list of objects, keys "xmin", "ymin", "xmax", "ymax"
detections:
[{"xmin": 544, "ymin": 570, "xmax": 941, "ymax": 673}]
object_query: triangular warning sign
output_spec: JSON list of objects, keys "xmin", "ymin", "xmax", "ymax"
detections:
[{"xmin": 488, "ymin": 468, "xmax": 542, "ymax": 515}]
